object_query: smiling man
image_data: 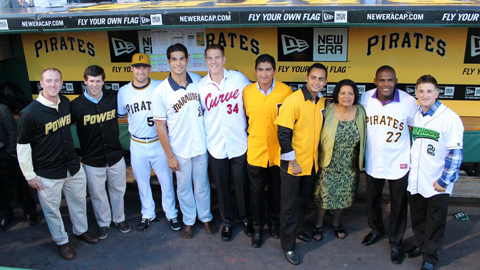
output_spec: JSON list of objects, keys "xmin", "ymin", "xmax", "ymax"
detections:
[
  {"xmin": 198, "ymin": 44, "xmax": 253, "ymax": 242},
  {"xmin": 275, "ymin": 63, "xmax": 327, "ymax": 265},
  {"xmin": 17, "ymin": 68, "xmax": 98, "ymax": 260},
  {"xmin": 359, "ymin": 65, "xmax": 417, "ymax": 264},
  {"xmin": 71, "ymin": 65, "xmax": 130, "ymax": 240},
  {"xmin": 153, "ymin": 43, "xmax": 214, "ymax": 239},
  {"xmin": 243, "ymin": 54, "xmax": 292, "ymax": 248},
  {"xmin": 406, "ymin": 75, "xmax": 463, "ymax": 270}
]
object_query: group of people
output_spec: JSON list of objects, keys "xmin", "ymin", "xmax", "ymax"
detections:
[{"xmin": 3, "ymin": 43, "xmax": 463, "ymax": 270}]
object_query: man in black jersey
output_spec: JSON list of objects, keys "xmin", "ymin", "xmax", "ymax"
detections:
[
  {"xmin": 71, "ymin": 65, "xmax": 130, "ymax": 240},
  {"xmin": 17, "ymin": 68, "xmax": 99, "ymax": 260}
]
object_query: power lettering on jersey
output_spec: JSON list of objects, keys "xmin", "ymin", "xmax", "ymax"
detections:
[
  {"xmin": 83, "ymin": 109, "xmax": 116, "ymax": 125},
  {"xmin": 173, "ymin": 93, "xmax": 200, "ymax": 113},
  {"xmin": 45, "ymin": 114, "xmax": 71, "ymax": 135},
  {"xmin": 126, "ymin": 101, "xmax": 152, "ymax": 115},
  {"xmin": 366, "ymin": 115, "xmax": 404, "ymax": 130},
  {"xmin": 204, "ymin": 89, "xmax": 240, "ymax": 111}
]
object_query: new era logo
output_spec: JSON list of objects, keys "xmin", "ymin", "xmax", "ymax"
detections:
[
  {"xmin": 471, "ymin": 35, "xmax": 480, "ymax": 57},
  {"xmin": 281, "ymin": 34, "xmax": 309, "ymax": 55},
  {"xmin": 111, "ymin": 37, "xmax": 136, "ymax": 57},
  {"xmin": 323, "ymin": 12, "xmax": 334, "ymax": 22}
]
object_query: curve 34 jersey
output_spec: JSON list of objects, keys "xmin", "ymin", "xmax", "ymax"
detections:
[{"xmin": 117, "ymin": 79, "xmax": 162, "ymax": 139}]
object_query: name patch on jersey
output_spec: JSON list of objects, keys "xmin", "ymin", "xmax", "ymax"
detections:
[
  {"xmin": 126, "ymin": 101, "xmax": 152, "ymax": 115},
  {"xmin": 204, "ymin": 89, "xmax": 240, "ymax": 111},
  {"xmin": 45, "ymin": 114, "xmax": 71, "ymax": 135},
  {"xmin": 84, "ymin": 109, "xmax": 116, "ymax": 125},
  {"xmin": 412, "ymin": 126, "xmax": 440, "ymax": 142},
  {"xmin": 173, "ymin": 93, "xmax": 200, "ymax": 113},
  {"xmin": 366, "ymin": 115, "xmax": 404, "ymax": 130}
]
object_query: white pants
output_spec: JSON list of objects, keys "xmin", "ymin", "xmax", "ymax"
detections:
[
  {"xmin": 83, "ymin": 158, "xmax": 127, "ymax": 227},
  {"xmin": 175, "ymin": 153, "xmax": 212, "ymax": 225},
  {"xmin": 130, "ymin": 140, "xmax": 177, "ymax": 220},
  {"xmin": 37, "ymin": 168, "xmax": 88, "ymax": 245}
]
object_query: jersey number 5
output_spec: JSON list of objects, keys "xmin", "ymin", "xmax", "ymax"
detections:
[
  {"xmin": 386, "ymin": 131, "xmax": 401, "ymax": 143},
  {"xmin": 227, "ymin": 103, "xmax": 239, "ymax": 114},
  {"xmin": 147, "ymin": 117, "xmax": 154, "ymax": 127}
]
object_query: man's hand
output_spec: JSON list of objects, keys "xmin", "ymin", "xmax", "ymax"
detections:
[
  {"xmin": 289, "ymin": 160, "xmax": 302, "ymax": 176},
  {"xmin": 433, "ymin": 181, "xmax": 446, "ymax": 193},
  {"xmin": 28, "ymin": 177, "xmax": 43, "ymax": 191},
  {"xmin": 167, "ymin": 155, "xmax": 180, "ymax": 172}
]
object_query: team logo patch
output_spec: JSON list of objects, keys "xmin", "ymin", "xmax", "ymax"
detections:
[
  {"xmin": 400, "ymin": 164, "xmax": 407, "ymax": 169},
  {"xmin": 412, "ymin": 126, "xmax": 440, "ymax": 142},
  {"xmin": 427, "ymin": 144, "xmax": 436, "ymax": 156}
]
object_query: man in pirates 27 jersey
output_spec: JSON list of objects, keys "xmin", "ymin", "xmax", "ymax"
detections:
[{"xmin": 117, "ymin": 54, "xmax": 179, "ymax": 232}]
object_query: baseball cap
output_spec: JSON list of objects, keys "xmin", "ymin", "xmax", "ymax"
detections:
[{"xmin": 131, "ymin": 53, "xmax": 151, "ymax": 67}]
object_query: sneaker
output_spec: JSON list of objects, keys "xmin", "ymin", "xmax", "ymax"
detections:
[
  {"xmin": 137, "ymin": 218, "xmax": 153, "ymax": 231},
  {"xmin": 115, "ymin": 221, "xmax": 131, "ymax": 234},
  {"xmin": 98, "ymin": 226, "xmax": 109, "ymax": 240},
  {"xmin": 170, "ymin": 217, "xmax": 181, "ymax": 231}
]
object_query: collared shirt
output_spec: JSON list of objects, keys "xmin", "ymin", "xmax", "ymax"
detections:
[
  {"xmin": 198, "ymin": 68, "xmax": 251, "ymax": 159},
  {"xmin": 256, "ymin": 79, "xmax": 275, "ymax": 96},
  {"xmin": 152, "ymin": 72, "xmax": 206, "ymax": 159},
  {"xmin": 420, "ymin": 100, "xmax": 441, "ymax": 117},
  {"xmin": 372, "ymin": 88, "xmax": 400, "ymax": 106},
  {"xmin": 84, "ymin": 91, "xmax": 103, "ymax": 104}
]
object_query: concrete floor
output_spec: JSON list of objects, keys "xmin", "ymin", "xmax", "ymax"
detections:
[{"xmin": 0, "ymin": 185, "xmax": 479, "ymax": 270}]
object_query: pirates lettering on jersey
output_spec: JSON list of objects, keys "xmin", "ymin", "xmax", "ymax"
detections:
[
  {"xmin": 366, "ymin": 115, "xmax": 405, "ymax": 131},
  {"xmin": 83, "ymin": 109, "xmax": 116, "ymax": 125},
  {"xmin": 45, "ymin": 114, "xmax": 71, "ymax": 135},
  {"xmin": 173, "ymin": 92, "xmax": 200, "ymax": 113},
  {"xmin": 412, "ymin": 126, "xmax": 440, "ymax": 142},
  {"xmin": 126, "ymin": 101, "xmax": 152, "ymax": 115},
  {"xmin": 204, "ymin": 89, "xmax": 240, "ymax": 111}
]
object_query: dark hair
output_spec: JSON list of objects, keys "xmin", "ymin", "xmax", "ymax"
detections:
[
  {"xmin": 167, "ymin": 43, "xmax": 189, "ymax": 60},
  {"xmin": 416, "ymin": 74, "xmax": 438, "ymax": 88},
  {"xmin": 255, "ymin": 54, "xmax": 276, "ymax": 70},
  {"xmin": 307, "ymin": 63, "xmax": 328, "ymax": 78},
  {"xmin": 332, "ymin": 79, "xmax": 360, "ymax": 105},
  {"xmin": 375, "ymin": 65, "xmax": 396, "ymax": 78},
  {"xmin": 41, "ymin": 67, "xmax": 62, "ymax": 80},
  {"xmin": 84, "ymin": 65, "xmax": 105, "ymax": 81},
  {"xmin": 205, "ymin": 44, "xmax": 225, "ymax": 57}
]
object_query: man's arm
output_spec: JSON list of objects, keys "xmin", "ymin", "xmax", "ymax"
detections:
[
  {"xmin": 0, "ymin": 105, "xmax": 17, "ymax": 155},
  {"xmin": 277, "ymin": 125, "xmax": 301, "ymax": 175},
  {"xmin": 17, "ymin": 143, "xmax": 42, "ymax": 190},
  {"xmin": 156, "ymin": 120, "xmax": 179, "ymax": 172},
  {"xmin": 434, "ymin": 149, "xmax": 463, "ymax": 191}
]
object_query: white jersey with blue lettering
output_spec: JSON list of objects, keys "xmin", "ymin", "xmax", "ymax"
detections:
[{"xmin": 117, "ymin": 78, "xmax": 162, "ymax": 140}]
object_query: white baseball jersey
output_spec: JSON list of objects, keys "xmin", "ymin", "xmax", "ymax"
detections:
[
  {"xmin": 198, "ymin": 68, "xmax": 251, "ymax": 159},
  {"xmin": 152, "ymin": 72, "xmax": 206, "ymax": 159},
  {"xmin": 117, "ymin": 79, "xmax": 162, "ymax": 140},
  {"xmin": 359, "ymin": 88, "xmax": 417, "ymax": 180},
  {"xmin": 408, "ymin": 104, "xmax": 464, "ymax": 198}
]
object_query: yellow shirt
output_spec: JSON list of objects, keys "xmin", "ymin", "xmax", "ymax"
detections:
[
  {"xmin": 243, "ymin": 81, "xmax": 293, "ymax": 167},
  {"xmin": 274, "ymin": 87, "xmax": 325, "ymax": 176}
]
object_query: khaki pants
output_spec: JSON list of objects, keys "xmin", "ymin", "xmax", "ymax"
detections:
[{"xmin": 37, "ymin": 168, "xmax": 88, "ymax": 245}]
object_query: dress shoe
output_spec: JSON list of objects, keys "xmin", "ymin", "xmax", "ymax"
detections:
[
  {"xmin": 0, "ymin": 216, "xmax": 13, "ymax": 232},
  {"xmin": 25, "ymin": 213, "xmax": 38, "ymax": 226},
  {"xmin": 252, "ymin": 230, "xmax": 262, "ymax": 248},
  {"xmin": 221, "ymin": 226, "xmax": 232, "ymax": 242},
  {"xmin": 420, "ymin": 262, "xmax": 435, "ymax": 270},
  {"xmin": 391, "ymin": 248, "xmax": 405, "ymax": 264},
  {"xmin": 204, "ymin": 221, "xmax": 216, "ymax": 234},
  {"xmin": 284, "ymin": 250, "xmax": 299, "ymax": 265},
  {"xmin": 296, "ymin": 232, "xmax": 311, "ymax": 242},
  {"xmin": 75, "ymin": 231, "xmax": 99, "ymax": 244},
  {"xmin": 182, "ymin": 225, "xmax": 193, "ymax": 239},
  {"xmin": 57, "ymin": 243, "xmax": 75, "ymax": 260},
  {"xmin": 405, "ymin": 246, "xmax": 422, "ymax": 258},
  {"xmin": 244, "ymin": 220, "xmax": 254, "ymax": 237},
  {"xmin": 98, "ymin": 226, "xmax": 109, "ymax": 240},
  {"xmin": 269, "ymin": 225, "xmax": 280, "ymax": 239},
  {"xmin": 362, "ymin": 232, "xmax": 382, "ymax": 246}
]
